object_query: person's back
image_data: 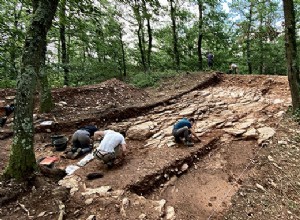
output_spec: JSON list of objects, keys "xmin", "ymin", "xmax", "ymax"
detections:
[
  {"xmin": 98, "ymin": 130, "xmax": 125, "ymax": 153},
  {"xmin": 94, "ymin": 130, "xmax": 127, "ymax": 168},
  {"xmin": 172, "ymin": 118, "xmax": 200, "ymax": 146},
  {"xmin": 80, "ymin": 125, "xmax": 98, "ymax": 136},
  {"xmin": 174, "ymin": 118, "xmax": 192, "ymax": 130},
  {"xmin": 230, "ymin": 63, "xmax": 238, "ymax": 74}
]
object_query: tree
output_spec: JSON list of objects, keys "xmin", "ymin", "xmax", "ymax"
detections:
[
  {"xmin": 197, "ymin": 0, "xmax": 203, "ymax": 70},
  {"xmin": 283, "ymin": 0, "xmax": 300, "ymax": 111},
  {"xmin": 35, "ymin": 0, "xmax": 54, "ymax": 113},
  {"xmin": 4, "ymin": 0, "xmax": 59, "ymax": 180},
  {"xmin": 0, "ymin": 0, "xmax": 29, "ymax": 83},
  {"xmin": 59, "ymin": 0, "xmax": 69, "ymax": 86},
  {"xmin": 132, "ymin": 0, "xmax": 147, "ymax": 71},
  {"xmin": 169, "ymin": 0, "xmax": 180, "ymax": 70}
]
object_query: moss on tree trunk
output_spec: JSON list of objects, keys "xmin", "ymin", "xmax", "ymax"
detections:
[{"xmin": 3, "ymin": 0, "xmax": 59, "ymax": 181}]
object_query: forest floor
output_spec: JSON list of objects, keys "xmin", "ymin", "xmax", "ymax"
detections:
[{"xmin": 0, "ymin": 71, "xmax": 300, "ymax": 220}]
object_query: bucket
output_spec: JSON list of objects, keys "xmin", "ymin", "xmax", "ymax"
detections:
[
  {"xmin": 53, "ymin": 136, "xmax": 68, "ymax": 151},
  {"xmin": 51, "ymin": 135, "xmax": 65, "ymax": 145}
]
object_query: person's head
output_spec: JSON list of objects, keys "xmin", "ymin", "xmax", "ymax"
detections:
[
  {"xmin": 120, "ymin": 131, "xmax": 126, "ymax": 138},
  {"xmin": 189, "ymin": 117, "xmax": 195, "ymax": 125}
]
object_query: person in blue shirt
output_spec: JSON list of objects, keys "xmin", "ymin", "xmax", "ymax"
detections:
[{"xmin": 172, "ymin": 118, "xmax": 201, "ymax": 146}]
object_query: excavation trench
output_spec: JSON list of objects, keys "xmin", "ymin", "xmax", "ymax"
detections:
[
  {"xmin": 0, "ymin": 74, "xmax": 291, "ymax": 220},
  {"xmin": 35, "ymin": 72, "xmax": 222, "ymax": 133},
  {"xmin": 125, "ymin": 134, "xmax": 222, "ymax": 196}
]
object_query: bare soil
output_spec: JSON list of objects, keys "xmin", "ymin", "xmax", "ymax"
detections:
[{"xmin": 0, "ymin": 71, "xmax": 299, "ymax": 220}]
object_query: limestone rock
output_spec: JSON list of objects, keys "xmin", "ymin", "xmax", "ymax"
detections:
[
  {"xmin": 257, "ymin": 127, "xmax": 275, "ymax": 144},
  {"xmin": 127, "ymin": 121, "xmax": 157, "ymax": 140}
]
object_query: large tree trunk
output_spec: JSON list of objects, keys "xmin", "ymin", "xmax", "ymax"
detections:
[
  {"xmin": 34, "ymin": 0, "xmax": 54, "ymax": 113},
  {"xmin": 170, "ymin": 0, "xmax": 180, "ymax": 71},
  {"xmin": 197, "ymin": 0, "xmax": 203, "ymax": 71},
  {"xmin": 283, "ymin": 0, "xmax": 300, "ymax": 111},
  {"xmin": 4, "ymin": 0, "xmax": 59, "ymax": 181}
]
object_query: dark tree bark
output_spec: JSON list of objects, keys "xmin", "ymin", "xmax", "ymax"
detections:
[
  {"xmin": 38, "ymin": 43, "xmax": 54, "ymax": 113},
  {"xmin": 3, "ymin": 0, "xmax": 59, "ymax": 180},
  {"xmin": 33, "ymin": 0, "xmax": 54, "ymax": 113},
  {"xmin": 142, "ymin": 0, "xmax": 152, "ymax": 70},
  {"xmin": 133, "ymin": 0, "xmax": 147, "ymax": 72},
  {"xmin": 170, "ymin": 0, "xmax": 180, "ymax": 71},
  {"xmin": 197, "ymin": 0, "xmax": 203, "ymax": 71},
  {"xmin": 59, "ymin": 0, "xmax": 69, "ymax": 86},
  {"xmin": 119, "ymin": 25, "xmax": 127, "ymax": 78},
  {"xmin": 283, "ymin": 0, "xmax": 300, "ymax": 111},
  {"xmin": 246, "ymin": 1, "xmax": 253, "ymax": 74},
  {"xmin": 259, "ymin": 13, "xmax": 264, "ymax": 75}
]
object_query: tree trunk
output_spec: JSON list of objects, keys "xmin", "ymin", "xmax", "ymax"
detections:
[
  {"xmin": 59, "ymin": 0, "xmax": 69, "ymax": 86},
  {"xmin": 38, "ymin": 43, "xmax": 54, "ymax": 113},
  {"xmin": 4, "ymin": 0, "xmax": 59, "ymax": 181},
  {"xmin": 170, "ymin": 0, "xmax": 180, "ymax": 71},
  {"xmin": 119, "ymin": 25, "xmax": 127, "ymax": 78},
  {"xmin": 33, "ymin": 0, "xmax": 54, "ymax": 114},
  {"xmin": 197, "ymin": 0, "xmax": 203, "ymax": 71},
  {"xmin": 283, "ymin": 0, "xmax": 300, "ymax": 111},
  {"xmin": 246, "ymin": 1, "xmax": 253, "ymax": 74},
  {"xmin": 142, "ymin": 0, "xmax": 152, "ymax": 70},
  {"xmin": 259, "ymin": 13, "xmax": 263, "ymax": 75},
  {"xmin": 133, "ymin": 1, "xmax": 147, "ymax": 72}
]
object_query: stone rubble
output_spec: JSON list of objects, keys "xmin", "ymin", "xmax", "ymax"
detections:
[{"xmin": 58, "ymin": 82, "xmax": 290, "ymax": 219}]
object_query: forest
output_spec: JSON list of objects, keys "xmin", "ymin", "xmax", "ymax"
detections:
[{"xmin": 0, "ymin": 0, "xmax": 297, "ymax": 89}]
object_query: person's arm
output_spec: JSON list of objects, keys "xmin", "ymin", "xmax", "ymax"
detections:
[
  {"xmin": 93, "ymin": 130, "xmax": 104, "ymax": 140},
  {"xmin": 190, "ymin": 128, "xmax": 201, "ymax": 142},
  {"xmin": 119, "ymin": 144, "xmax": 127, "ymax": 158},
  {"xmin": 121, "ymin": 144, "xmax": 126, "ymax": 153}
]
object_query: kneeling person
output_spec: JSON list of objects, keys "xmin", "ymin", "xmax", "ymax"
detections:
[
  {"xmin": 172, "ymin": 118, "xmax": 200, "ymax": 146},
  {"xmin": 93, "ymin": 130, "xmax": 126, "ymax": 168},
  {"xmin": 68, "ymin": 125, "xmax": 98, "ymax": 159}
]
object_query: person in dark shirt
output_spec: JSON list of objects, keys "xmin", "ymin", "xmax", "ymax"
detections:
[
  {"xmin": 67, "ymin": 125, "xmax": 98, "ymax": 159},
  {"xmin": 0, "ymin": 104, "xmax": 15, "ymax": 127},
  {"xmin": 172, "ymin": 118, "xmax": 201, "ymax": 146}
]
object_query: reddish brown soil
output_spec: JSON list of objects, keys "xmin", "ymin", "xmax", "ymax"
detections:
[{"xmin": 0, "ymin": 72, "xmax": 299, "ymax": 220}]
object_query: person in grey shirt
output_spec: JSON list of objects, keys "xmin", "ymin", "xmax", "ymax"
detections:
[
  {"xmin": 66, "ymin": 125, "xmax": 98, "ymax": 159},
  {"xmin": 93, "ymin": 130, "xmax": 127, "ymax": 168}
]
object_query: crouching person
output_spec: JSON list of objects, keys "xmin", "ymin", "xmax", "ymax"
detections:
[
  {"xmin": 172, "ymin": 117, "xmax": 201, "ymax": 147},
  {"xmin": 67, "ymin": 125, "xmax": 98, "ymax": 159},
  {"xmin": 93, "ymin": 130, "xmax": 127, "ymax": 168}
]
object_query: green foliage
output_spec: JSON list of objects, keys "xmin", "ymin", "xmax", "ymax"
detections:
[
  {"xmin": 291, "ymin": 107, "xmax": 300, "ymax": 122},
  {"xmin": 0, "ymin": 0, "xmax": 294, "ymax": 91},
  {"xmin": 0, "ymin": 78, "xmax": 16, "ymax": 88}
]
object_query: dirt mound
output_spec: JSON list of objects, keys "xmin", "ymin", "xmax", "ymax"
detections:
[{"xmin": 51, "ymin": 78, "xmax": 149, "ymax": 120}]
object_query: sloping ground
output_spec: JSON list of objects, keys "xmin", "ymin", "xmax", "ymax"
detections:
[{"xmin": 0, "ymin": 72, "xmax": 299, "ymax": 220}]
